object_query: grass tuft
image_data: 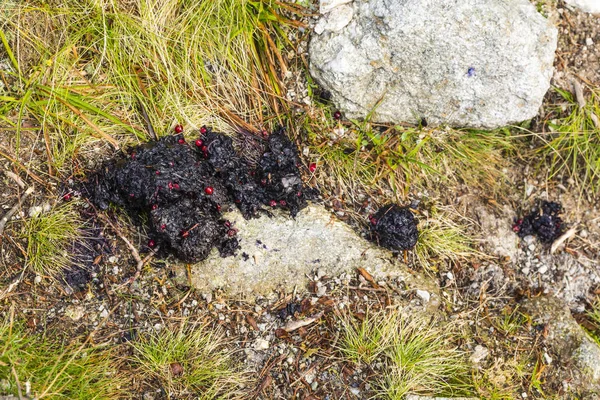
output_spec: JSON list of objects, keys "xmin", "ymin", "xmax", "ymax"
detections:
[
  {"xmin": 413, "ymin": 205, "xmax": 478, "ymax": 272},
  {"xmin": 1, "ymin": 0, "xmax": 301, "ymax": 178},
  {"xmin": 21, "ymin": 201, "xmax": 82, "ymax": 277},
  {"xmin": 0, "ymin": 315, "xmax": 124, "ymax": 399},
  {"xmin": 338, "ymin": 308, "xmax": 470, "ymax": 399},
  {"xmin": 130, "ymin": 321, "xmax": 249, "ymax": 399},
  {"xmin": 536, "ymin": 87, "xmax": 600, "ymax": 195}
]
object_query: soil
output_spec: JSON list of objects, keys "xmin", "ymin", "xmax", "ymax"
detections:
[
  {"xmin": 80, "ymin": 128, "xmax": 310, "ymax": 263},
  {"xmin": 1, "ymin": 1, "xmax": 600, "ymax": 399}
]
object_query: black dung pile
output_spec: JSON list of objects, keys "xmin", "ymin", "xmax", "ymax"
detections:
[
  {"xmin": 368, "ymin": 204, "xmax": 419, "ymax": 251},
  {"xmin": 513, "ymin": 201, "xmax": 563, "ymax": 244},
  {"xmin": 83, "ymin": 127, "xmax": 309, "ymax": 263}
]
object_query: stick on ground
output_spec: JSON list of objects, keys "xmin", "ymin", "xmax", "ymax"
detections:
[{"xmin": 0, "ymin": 186, "xmax": 34, "ymax": 237}]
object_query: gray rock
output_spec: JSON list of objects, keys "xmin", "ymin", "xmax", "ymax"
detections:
[
  {"xmin": 470, "ymin": 344, "xmax": 489, "ymax": 364},
  {"xmin": 523, "ymin": 296, "xmax": 600, "ymax": 395},
  {"xmin": 174, "ymin": 205, "xmax": 435, "ymax": 299},
  {"xmin": 564, "ymin": 0, "xmax": 600, "ymax": 14},
  {"xmin": 309, "ymin": 0, "xmax": 557, "ymax": 128}
]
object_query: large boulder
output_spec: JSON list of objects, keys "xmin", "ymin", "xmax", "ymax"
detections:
[
  {"xmin": 564, "ymin": 0, "xmax": 600, "ymax": 14},
  {"xmin": 309, "ymin": 0, "xmax": 558, "ymax": 129},
  {"xmin": 174, "ymin": 205, "xmax": 437, "ymax": 300},
  {"xmin": 523, "ymin": 296, "xmax": 600, "ymax": 397}
]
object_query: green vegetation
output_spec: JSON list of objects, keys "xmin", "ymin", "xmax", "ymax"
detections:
[
  {"xmin": 0, "ymin": 316, "xmax": 124, "ymax": 399},
  {"xmin": 537, "ymin": 87, "xmax": 600, "ymax": 195},
  {"xmin": 338, "ymin": 308, "xmax": 470, "ymax": 399},
  {"xmin": 302, "ymin": 104, "xmax": 514, "ymax": 200},
  {"xmin": 130, "ymin": 322, "xmax": 248, "ymax": 399},
  {"xmin": 583, "ymin": 296, "xmax": 600, "ymax": 345},
  {"xmin": 413, "ymin": 204, "xmax": 477, "ymax": 272},
  {"xmin": 21, "ymin": 201, "xmax": 82, "ymax": 277},
  {"xmin": 0, "ymin": 0, "xmax": 299, "ymax": 177}
]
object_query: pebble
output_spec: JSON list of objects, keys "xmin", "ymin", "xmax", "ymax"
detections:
[
  {"xmin": 544, "ymin": 351, "xmax": 553, "ymax": 365},
  {"xmin": 586, "ymin": 37, "xmax": 593, "ymax": 46},
  {"xmin": 415, "ymin": 289, "xmax": 430, "ymax": 303},
  {"xmin": 538, "ymin": 265, "xmax": 548, "ymax": 274},
  {"xmin": 470, "ymin": 345, "xmax": 489, "ymax": 364},
  {"xmin": 316, "ymin": 282, "xmax": 327, "ymax": 297},
  {"xmin": 65, "ymin": 305, "xmax": 85, "ymax": 321},
  {"xmin": 254, "ymin": 338, "xmax": 270, "ymax": 351},
  {"xmin": 528, "ymin": 243, "xmax": 536, "ymax": 251},
  {"xmin": 579, "ymin": 229, "xmax": 588, "ymax": 238},
  {"xmin": 34, "ymin": 275, "xmax": 42, "ymax": 284}
]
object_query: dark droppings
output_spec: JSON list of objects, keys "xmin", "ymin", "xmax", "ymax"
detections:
[
  {"xmin": 513, "ymin": 201, "xmax": 564, "ymax": 244},
  {"xmin": 83, "ymin": 127, "xmax": 311, "ymax": 263},
  {"xmin": 369, "ymin": 204, "xmax": 419, "ymax": 251}
]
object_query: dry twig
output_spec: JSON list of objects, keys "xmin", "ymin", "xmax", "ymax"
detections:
[{"xmin": 0, "ymin": 186, "xmax": 34, "ymax": 237}]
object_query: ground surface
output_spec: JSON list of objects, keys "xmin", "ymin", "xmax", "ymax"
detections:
[{"xmin": 1, "ymin": 1, "xmax": 600, "ymax": 399}]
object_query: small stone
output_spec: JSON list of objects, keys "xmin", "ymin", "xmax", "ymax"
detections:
[
  {"xmin": 304, "ymin": 373, "xmax": 315, "ymax": 384},
  {"xmin": 416, "ymin": 289, "xmax": 430, "ymax": 303},
  {"xmin": 528, "ymin": 243, "xmax": 536, "ymax": 252},
  {"xmin": 254, "ymin": 338, "xmax": 270, "ymax": 351},
  {"xmin": 28, "ymin": 205, "xmax": 44, "ymax": 217},
  {"xmin": 538, "ymin": 265, "xmax": 548, "ymax": 274},
  {"xmin": 579, "ymin": 229, "xmax": 588, "ymax": 238},
  {"xmin": 316, "ymin": 282, "xmax": 327, "ymax": 297},
  {"xmin": 34, "ymin": 275, "xmax": 42, "ymax": 285},
  {"xmin": 523, "ymin": 235, "xmax": 536, "ymax": 245},
  {"xmin": 522, "ymin": 267, "xmax": 530, "ymax": 275},
  {"xmin": 470, "ymin": 345, "xmax": 489, "ymax": 364},
  {"xmin": 586, "ymin": 37, "xmax": 594, "ymax": 46},
  {"xmin": 202, "ymin": 292, "xmax": 213, "ymax": 303},
  {"xmin": 544, "ymin": 351, "xmax": 553, "ymax": 365},
  {"xmin": 65, "ymin": 305, "xmax": 85, "ymax": 321}
]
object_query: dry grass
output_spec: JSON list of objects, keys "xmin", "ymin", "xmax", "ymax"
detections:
[
  {"xmin": 0, "ymin": 0, "xmax": 301, "ymax": 179},
  {"xmin": 20, "ymin": 200, "xmax": 83, "ymax": 278},
  {"xmin": 338, "ymin": 308, "xmax": 471, "ymax": 399},
  {"xmin": 130, "ymin": 321, "xmax": 249, "ymax": 399},
  {"xmin": 0, "ymin": 313, "xmax": 125, "ymax": 399}
]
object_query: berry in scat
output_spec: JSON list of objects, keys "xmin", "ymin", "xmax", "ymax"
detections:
[
  {"xmin": 513, "ymin": 201, "xmax": 564, "ymax": 244},
  {"xmin": 83, "ymin": 126, "xmax": 315, "ymax": 263}
]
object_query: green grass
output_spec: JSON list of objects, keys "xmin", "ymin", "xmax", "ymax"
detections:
[
  {"xmin": 413, "ymin": 204, "xmax": 478, "ymax": 272},
  {"xmin": 21, "ymin": 201, "xmax": 82, "ymax": 277},
  {"xmin": 583, "ymin": 296, "xmax": 600, "ymax": 345},
  {"xmin": 0, "ymin": 0, "xmax": 299, "ymax": 177},
  {"xmin": 338, "ymin": 308, "xmax": 470, "ymax": 399},
  {"xmin": 338, "ymin": 309, "xmax": 395, "ymax": 365},
  {"xmin": 536, "ymin": 87, "xmax": 600, "ymax": 195},
  {"xmin": 130, "ymin": 322, "xmax": 249, "ymax": 399},
  {"xmin": 0, "ymin": 316, "xmax": 124, "ymax": 399},
  {"xmin": 301, "ymin": 102, "xmax": 514, "ymax": 200}
]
